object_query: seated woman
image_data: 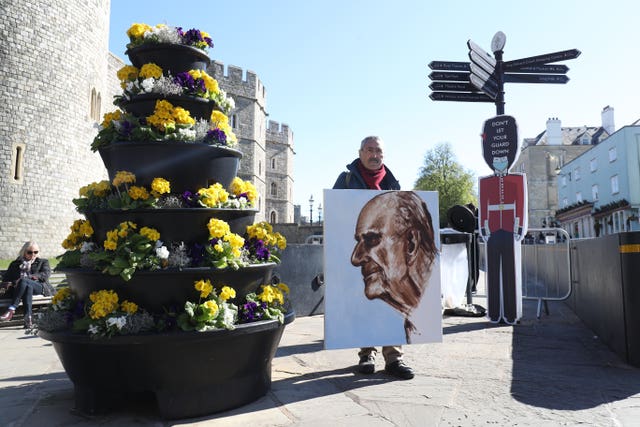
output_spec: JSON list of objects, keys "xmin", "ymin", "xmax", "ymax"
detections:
[{"xmin": 0, "ymin": 241, "xmax": 54, "ymax": 328}]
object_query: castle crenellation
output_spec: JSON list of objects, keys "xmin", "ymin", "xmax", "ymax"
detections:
[
  {"xmin": 210, "ymin": 61, "xmax": 265, "ymax": 101},
  {"xmin": 266, "ymin": 120, "xmax": 293, "ymax": 145}
]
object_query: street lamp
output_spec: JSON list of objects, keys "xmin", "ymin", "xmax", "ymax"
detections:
[
  {"xmin": 309, "ymin": 195, "xmax": 314, "ymax": 225},
  {"xmin": 317, "ymin": 203, "xmax": 322, "ymax": 223}
]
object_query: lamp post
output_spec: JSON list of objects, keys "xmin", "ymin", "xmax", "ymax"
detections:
[
  {"xmin": 309, "ymin": 194, "xmax": 314, "ymax": 225},
  {"xmin": 318, "ymin": 203, "xmax": 322, "ymax": 224}
]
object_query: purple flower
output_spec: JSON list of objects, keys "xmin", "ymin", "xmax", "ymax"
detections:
[
  {"xmin": 174, "ymin": 72, "xmax": 197, "ymax": 91},
  {"xmin": 205, "ymin": 128, "xmax": 227, "ymax": 145},
  {"xmin": 189, "ymin": 243, "xmax": 205, "ymax": 266},
  {"xmin": 245, "ymin": 238, "xmax": 270, "ymax": 261},
  {"xmin": 182, "ymin": 190, "xmax": 200, "ymax": 207},
  {"xmin": 119, "ymin": 120, "xmax": 135, "ymax": 137}
]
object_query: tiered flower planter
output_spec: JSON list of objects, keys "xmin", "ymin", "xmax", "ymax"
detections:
[{"xmin": 39, "ymin": 31, "xmax": 294, "ymax": 420}]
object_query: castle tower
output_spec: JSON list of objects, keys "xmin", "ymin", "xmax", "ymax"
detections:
[
  {"xmin": 266, "ymin": 121, "xmax": 295, "ymax": 223},
  {"xmin": 209, "ymin": 61, "xmax": 295, "ymax": 223},
  {"xmin": 0, "ymin": 0, "xmax": 111, "ymax": 258}
]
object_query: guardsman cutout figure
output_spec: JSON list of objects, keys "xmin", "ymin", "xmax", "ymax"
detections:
[{"xmin": 478, "ymin": 115, "xmax": 527, "ymax": 324}]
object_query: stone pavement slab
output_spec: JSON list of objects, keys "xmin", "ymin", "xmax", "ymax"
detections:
[{"xmin": 2, "ymin": 294, "xmax": 640, "ymax": 426}]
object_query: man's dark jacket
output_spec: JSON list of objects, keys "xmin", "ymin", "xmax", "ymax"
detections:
[{"xmin": 332, "ymin": 159, "xmax": 400, "ymax": 190}]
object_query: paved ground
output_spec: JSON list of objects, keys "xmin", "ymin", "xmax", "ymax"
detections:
[{"xmin": 2, "ymin": 291, "xmax": 640, "ymax": 426}]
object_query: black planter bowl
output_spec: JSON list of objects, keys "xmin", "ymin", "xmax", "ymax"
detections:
[
  {"xmin": 39, "ymin": 310, "xmax": 295, "ymax": 420},
  {"xmin": 59, "ymin": 263, "xmax": 276, "ymax": 312},
  {"xmin": 99, "ymin": 142, "xmax": 242, "ymax": 194},
  {"xmin": 119, "ymin": 94, "xmax": 220, "ymax": 121},
  {"xmin": 85, "ymin": 208, "xmax": 257, "ymax": 244},
  {"xmin": 125, "ymin": 43, "xmax": 211, "ymax": 73}
]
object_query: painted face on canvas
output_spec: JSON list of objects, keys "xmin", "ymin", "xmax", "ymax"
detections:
[{"xmin": 351, "ymin": 196, "xmax": 411, "ymax": 307}]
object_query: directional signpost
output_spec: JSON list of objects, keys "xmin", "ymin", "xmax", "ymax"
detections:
[{"xmin": 427, "ymin": 31, "xmax": 580, "ymax": 115}]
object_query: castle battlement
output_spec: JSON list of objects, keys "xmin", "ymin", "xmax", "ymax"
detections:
[
  {"xmin": 266, "ymin": 120, "xmax": 293, "ymax": 146},
  {"xmin": 209, "ymin": 61, "xmax": 265, "ymax": 102}
]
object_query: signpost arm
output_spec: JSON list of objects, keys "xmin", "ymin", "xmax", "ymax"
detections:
[{"xmin": 494, "ymin": 49, "xmax": 505, "ymax": 115}]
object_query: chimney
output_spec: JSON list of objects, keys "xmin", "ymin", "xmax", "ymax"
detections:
[
  {"xmin": 546, "ymin": 117, "xmax": 562, "ymax": 145},
  {"xmin": 601, "ymin": 105, "xmax": 615, "ymax": 135}
]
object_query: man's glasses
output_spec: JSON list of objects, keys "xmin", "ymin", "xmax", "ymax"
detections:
[{"xmin": 27, "ymin": 251, "xmax": 39, "ymax": 255}]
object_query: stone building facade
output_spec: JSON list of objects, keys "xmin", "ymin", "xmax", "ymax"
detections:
[
  {"xmin": 0, "ymin": 0, "xmax": 111, "ymax": 259},
  {"xmin": 512, "ymin": 107, "xmax": 613, "ymax": 229},
  {"xmin": 0, "ymin": 2, "xmax": 295, "ymax": 259}
]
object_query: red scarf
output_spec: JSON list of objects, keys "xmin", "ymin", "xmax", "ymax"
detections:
[{"xmin": 357, "ymin": 161, "xmax": 386, "ymax": 190}]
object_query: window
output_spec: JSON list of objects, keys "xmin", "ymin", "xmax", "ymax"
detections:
[
  {"xmin": 561, "ymin": 175, "xmax": 567, "ymax": 187},
  {"xmin": 609, "ymin": 147, "xmax": 617, "ymax": 162},
  {"xmin": 89, "ymin": 87, "xmax": 101, "ymax": 122},
  {"xmin": 611, "ymin": 175, "xmax": 619, "ymax": 194},
  {"xmin": 590, "ymin": 158, "xmax": 597, "ymax": 172},
  {"xmin": 581, "ymin": 135, "xmax": 590, "ymax": 145},
  {"xmin": 573, "ymin": 167, "xmax": 581, "ymax": 181},
  {"xmin": 11, "ymin": 143, "xmax": 26, "ymax": 183},
  {"xmin": 270, "ymin": 182, "xmax": 277, "ymax": 196},
  {"xmin": 270, "ymin": 211, "xmax": 277, "ymax": 223},
  {"xmin": 271, "ymin": 158, "xmax": 276, "ymax": 169},
  {"xmin": 592, "ymin": 184, "xmax": 599, "ymax": 201},
  {"xmin": 258, "ymin": 161, "xmax": 262, "ymax": 175},
  {"xmin": 576, "ymin": 192, "xmax": 582, "ymax": 203},
  {"xmin": 562, "ymin": 198, "xmax": 568, "ymax": 208},
  {"xmin": 231, "ymin": 114, "xmax": 238, "ymax": 129}
]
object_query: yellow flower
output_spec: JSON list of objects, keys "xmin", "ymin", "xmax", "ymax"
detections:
[
  {"xmin": 94, "ymin": 180, "xmax": 112, "ymax": 197},
  {"xmin": 172, "ymin": 106, "xmax": 195, "ymax": 125},
  {"xmin": 120, "ymin": 300, "xmax": 138, "ymax": 314},
  {"xmin": 112, "ymin": 170, "xmax": 136, "ymax": 187},
  {"xmin": 258, "ymin": 285, "xmax": 276, "ymax": 303},
  {"xmin": 207, "ymin": 218, "xmax": 231, "ymax": 239},
  {"xmin": 126, "ymin": 23, "xmax": 152, "ymax": 41},
  {"xmin": 104, "ymin": 240, "xmax": 117, "ymax": 251},
  {"xmin": 203, "ymin": 300, "xmax": 219, "ymax": 317},
  {"xmin": 277, "ymin": 283, "xmax": 290, "ymax": 294},
  {"xmin": 225, "ymin": 233, "xmax": 245, "ymax": 250},
  {"xmin": 89, "ymin": 290, "xmax": 119, "ymax": 319},
  {"xmin": 210, "ymin": 110, "xmax": 229, "ymax": 127},
  {"xmin": 214, "ymin": 242, "xmax": 224, "ymax": 253},
  {"xmin": 219, "ymin": 286, "xmax": 236, "ymax": 301},
  {"xmin": 128, "ymin": 185, "xmax": 150, "ymax": 200},
  {"xmin": 151, "ymin": 177, "xmax": 171, "ymax": 195},
  {"xmin": 275, "ymin": 232, "xmax": 287, "ymax": 250},
  {"xmin": 52, "ymin": 287, "xmax": 71, "ymax": 305},
  {"xmin": 139, "ymin": 63, "xmax": 163, "ymax": 79},
  {"xmin": 194, "ymin": 279, "xmax": 213, "ymax": 299},
  {"xmin": 197, "ymin": 183, "xmax": 229, "ymax": 207},
  {"xmin": 100, "ymin": 110, "xmax": 122, "ymax": 128},
  {"xmin": 139, "ymin": 226, "xmax": 160, "ymax": 241},
  {"xmin": 117, "ymin": 65, "xmax": 139, "ymax": 86},
  {"xmin": 147, "ymin": 100, "xmax": 177, "ymax": 132}
]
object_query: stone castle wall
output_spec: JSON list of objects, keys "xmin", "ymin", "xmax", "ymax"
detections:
[{"xmin": 0, "ymin": 0, "xmax": 111, "ymax": 259}]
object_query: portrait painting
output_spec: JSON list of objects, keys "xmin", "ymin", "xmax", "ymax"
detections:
[{"xmin": 323, "ymin": 189, "xmax": 442, "ymax": 349}]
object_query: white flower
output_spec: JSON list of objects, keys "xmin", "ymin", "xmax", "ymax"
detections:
[
  {"xmin": 140, "ymin": 78, "xmax": 155, "ymax": 92},
  {"xmin": 106, "ymin": 316, "xmax": 127, "ymax": 330},
  {"xmin": 155, "ymin": 245, "xmax": 170, "ymax": 259},
  {"xmin": 80, "ymin": 242, "xmax": 96, "ymax": 253},
  {"xmin": 88, "ymin": 324, "xmax": 100, "ymax": 335},
  {"xmin": 176, "ymin": 128, "xmax": 196, "ymax": 140}
]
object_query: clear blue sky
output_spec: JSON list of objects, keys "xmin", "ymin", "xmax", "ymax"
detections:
[{"xmin": 109, "ymin": 0, "xmax": 640, "ymax": 211}]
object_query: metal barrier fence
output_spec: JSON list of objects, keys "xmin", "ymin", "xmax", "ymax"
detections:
[{"xmin": 478, "ymin": 227, "xmax": 571, "ymax": 318}]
